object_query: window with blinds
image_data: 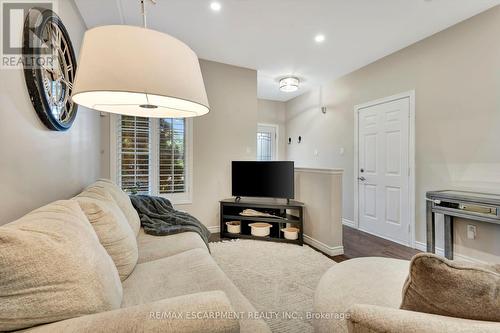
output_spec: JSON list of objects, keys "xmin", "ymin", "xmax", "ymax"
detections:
[
  {"xmin": 118, "ymin": 116, "xmax": 151, "ymax": 194},
  {"xmin": 116, "ymin": 115, "xmax": 188, "ymax": 198},
  {"xmin": 159, "ymin": 118, "xmax": 186, "ymax": 194}
]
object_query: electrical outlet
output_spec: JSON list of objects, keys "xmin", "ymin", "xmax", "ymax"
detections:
[{"xmin": 467, "ymin": 224, "xmax": 477, "ymax": 240}]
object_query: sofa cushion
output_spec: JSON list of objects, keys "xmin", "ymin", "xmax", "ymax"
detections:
[
  {"xmin": 401, "ymin": 253, "xmax": 500, "ymax": 322},
  {"xmin": 313, "ymin": 257, "xmax": 409, "ymax": 333},
  {"xmin": 122, "ymin": 248, "xmax": 271, "ymax": 333},
  {"xmin": 0, "ymin": 200, "xmax": 123, "ymax": 332},
  {"xmin": 20, "ymin": 291, "xmax": 240, "ymax": 333},
  {"xmin": 75, "ymin": 187, "xmax": 139, "ymax": 281},
  {"xmin": 136, "ymin": 228, "xmax": 208, "ymax": 263},
  {"xmin": 89, "ymin": 179, "xmax": 141, "ymax": 236},
  {"xmin": 348, "ymin": 304, "xmax": 500, "ymax": 333}
]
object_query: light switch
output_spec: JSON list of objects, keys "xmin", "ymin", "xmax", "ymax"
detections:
[
  {"xmin": 339, "ymin": 147, "xmax": 345, "ymax": 155},
  {"xmin": 467, "ymin": 224, "xmax": 477, "ymax": 240}
]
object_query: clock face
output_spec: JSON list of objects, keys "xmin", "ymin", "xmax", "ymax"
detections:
[{"xmin": 23, "ymin": 8, "xmax": 78, "ymax": 131}]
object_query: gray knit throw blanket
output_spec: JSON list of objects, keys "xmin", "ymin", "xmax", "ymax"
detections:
[{"xmin": 129, "ymin": 195, "xmax": 210, "ymax": 249}]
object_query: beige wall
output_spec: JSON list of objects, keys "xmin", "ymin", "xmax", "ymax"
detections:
[
  {"xmin": 101, "ymin": 60, "xmax": 258, "ymax": 229},
  {"xmin": 286, "ymin": 6, "xmax": 500, "ymax": 262},
  {"xmin": 179, "ymin": 60, "xmax": 257, "ymax": 227},
  {"xmin": 257, "ymin": 99, "xmax": 287, "ymax": 160},
  {"xmin": 295, "ymin": 168, "xmax": 343, "ymax": 255},
  {"xmin": 0, "ymin": 0, "xmax": 101, "ymax": 224}
]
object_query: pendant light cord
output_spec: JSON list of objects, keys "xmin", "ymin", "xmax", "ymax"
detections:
[{"xmin": 140, "ymin": 0, "xmax": 157, "ymax": 28}]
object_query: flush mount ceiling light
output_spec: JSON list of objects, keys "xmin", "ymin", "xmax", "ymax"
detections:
[
  {"xmin": 314, "ymin": 34, "xmax": 325, "ymax": 43},
  {"xmin": 71, "ymin": 0, "xmax": 209, "ymax": 118},
  {"xmin": 210, "ymin": 2, "xmax": 222, "ymax": 11},
  {"xmin": 279, "ymin": 77, "xmax": 300, "ymax": 92}
]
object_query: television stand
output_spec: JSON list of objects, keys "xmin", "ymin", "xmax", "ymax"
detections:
[{"xmin": 220, "ymin": 198, "xmax": 304, "ymax": 245}]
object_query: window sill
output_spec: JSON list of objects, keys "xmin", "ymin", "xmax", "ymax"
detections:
[
  {"xmin": 170, "ymin": 199, "xmax": 192, "ymax": 206},
  {"xmin": 157, "ymin": 193, "xmax": 192, "ymax": 206}
]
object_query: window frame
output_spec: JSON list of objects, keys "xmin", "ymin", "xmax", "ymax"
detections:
[
  {"xmin": 257, "ymin": 123, "xmax": 279, "ymax": 161},
  {"xmin": 109, "ymin": 114, "xmax": 193, "ymax": 205}
]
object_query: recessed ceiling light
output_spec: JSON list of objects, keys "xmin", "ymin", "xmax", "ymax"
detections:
[
  {"xmin": 210, "ymin": 2, "xmax": 221, "ymax": 11},
  {"xmin": 314, "ymin": 34, "xmax": 325, "ymax": 43},
  {"xmin": 279, "ymin": 77, "xmax": 300, "ymax": 92}
]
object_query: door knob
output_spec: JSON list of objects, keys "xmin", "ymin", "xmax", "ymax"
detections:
[{"xmin": 358, "ymin": 176, "xmax": 366, "ymax": 181}]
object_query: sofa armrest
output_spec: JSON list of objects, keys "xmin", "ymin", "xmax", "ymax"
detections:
[
  {"xmin": 347, "ymin": 304, "xmax": 500, "ymax": 333},
  {"xmin": 20, "ymin": 291, "xmax": 239, "ymax": 333}
]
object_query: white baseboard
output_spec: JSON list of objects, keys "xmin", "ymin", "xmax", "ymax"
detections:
[
  {"xmin": 342, "ymin": 218, "xmax": 355, "ymax": 227},
  {"xmin": 304, "ymin": 234, "xmax": 344, "ymax": 256},
  {"xmin": 209, "ymin": 226, "xmax": 343, "ymax": 257},
  {"xmin": 414, "ymin": 241, "xmax": 487, "ymax": 264},
  {"xmin": 414, "ymin": 241, "xmax": 444, "ymax": 256},
  {"xmin": 207, "ymin": 225, "xmax": 220, "ymax": 233}
]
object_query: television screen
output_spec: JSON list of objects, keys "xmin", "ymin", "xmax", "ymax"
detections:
[{"xmin": 232, "ymin": 161, "xmax": 294, "ymax": 199}]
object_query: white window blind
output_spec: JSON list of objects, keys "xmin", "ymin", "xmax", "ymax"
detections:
[
  {"xmin": 118, "ymin": 116, "xmax": 151, "ymax": 194},
  {"xmin": 116, "ymin": 115, "xmax": 188, "ymax": 198},
  {"xmin": 159, "ymin": 118, "xmax": 186, "ymax": 194}
]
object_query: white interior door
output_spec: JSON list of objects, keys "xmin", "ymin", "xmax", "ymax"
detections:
[{"xmin": 358, "ymin": 97, "xmax": 410, "ymax": 245}]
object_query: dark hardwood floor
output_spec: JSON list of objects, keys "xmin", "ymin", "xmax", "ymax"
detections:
[
  {"xmin": 210, "ymin": 225, "xmax": 420, "ymax": 263},
  {"xmin": 329, "ymin": 226, "xmax": 420, "ymax": 262}
]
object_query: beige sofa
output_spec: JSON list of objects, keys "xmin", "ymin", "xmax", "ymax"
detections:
[
  {"xmin": 313, "ymin": 257, "xmax": 500, "ymax": 333},
  {"xmin": 0, "ymin": 180, "xmax": 270, "ymax": 333}
]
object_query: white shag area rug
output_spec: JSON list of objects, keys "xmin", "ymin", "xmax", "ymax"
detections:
[{"xmin": 209, "ymin": 239, "xmax": 335, "ymax": 333}]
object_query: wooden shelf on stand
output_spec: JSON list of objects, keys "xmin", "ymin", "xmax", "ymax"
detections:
[{"xmin": 219, "ymin": 198, "xmax": 304, "ymax": 245}]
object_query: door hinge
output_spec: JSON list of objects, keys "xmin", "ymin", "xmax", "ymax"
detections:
[
  {"xmin": 408, "ymin": 224, "xmax": 411, "ymax": 233},
  {"xmin": 408, "ymin": 168, "xmax": 411, "ymax": 177}
]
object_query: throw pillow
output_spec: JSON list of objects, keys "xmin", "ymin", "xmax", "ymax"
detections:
[
  {"xmin": 75, "ymin": 187, "xmax": 139, "ymax": 281},
  {"xmin": 0, "ymin": 200, "xmax": 123, "ymax": 331},
  {"xmin": 401, "ymin": 253, "xmax": 500, "ymax": 322},
  {"xmin": 90, "ymin": 179, "xmax": 141, "ymax": 236}
]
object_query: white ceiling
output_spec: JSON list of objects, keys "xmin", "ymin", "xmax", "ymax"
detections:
[{"xmin": 74, "ymin": 0, "xmax": 500, "ymax": 102}]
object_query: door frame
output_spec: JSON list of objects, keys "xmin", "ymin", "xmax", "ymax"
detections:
[
  {"xmin": 353, "ymin": 90, "xmax": 416, "ymax": 248},
  {"xmin": 257, "ymin": 123, "xmax": 279, "ymax": 160}
]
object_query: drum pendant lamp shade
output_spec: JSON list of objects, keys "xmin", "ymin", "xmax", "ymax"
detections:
[{"xmin": 72, "ymin": 25, "xmax": 209, "ymax": 118}]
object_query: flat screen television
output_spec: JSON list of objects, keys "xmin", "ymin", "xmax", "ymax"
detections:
[{"xmin": 232, "ymin": 161, "xmax": 294, "ymax": 199}]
